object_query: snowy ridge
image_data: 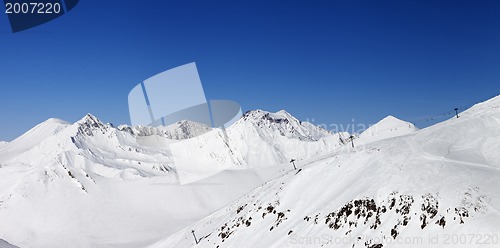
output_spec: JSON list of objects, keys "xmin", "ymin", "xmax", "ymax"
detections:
[
  {"xmin": 149, "ymin": 95, "xmax": 500, "ymax": 248},
  {"xmin": 118, "ymin": 120, "xmax": 212, "ymax": 140}
]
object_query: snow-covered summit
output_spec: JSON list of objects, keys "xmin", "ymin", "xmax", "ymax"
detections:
[
  {"xmin": 357, "ymin": 115, "xmax": 418, "ymax": 144},
  {"xmin": 119, "ymin": 120, "xmax": 212, "ymax": 140},
  {"xmin": 163, "ymin": 120, "xmax": 212, "ymax": 139},
  {"xmin": 45, "ymin": 117, "xmax": 70, "ymax": 125},
  {"xmin": 237, "ymin": 109, "xmax": 332, "ymax": 141},
  {"xmin": 76, "ymin": 113, "xmax": 110, "ymax": 136}
]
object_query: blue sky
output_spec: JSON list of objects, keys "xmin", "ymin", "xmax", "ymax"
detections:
[{"xmin": 0, "ymin": 0, "xmax": 499, "ymax": 141}]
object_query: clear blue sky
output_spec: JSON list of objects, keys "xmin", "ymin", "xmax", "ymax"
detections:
[{"xmin": 1, "ymin": 0, "xmax": 499, "ymax": 141}]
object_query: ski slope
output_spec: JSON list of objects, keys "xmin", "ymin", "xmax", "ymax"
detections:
[{"xmin": 149, "ymin": 96, "xmax": 500, "ymax": 248}]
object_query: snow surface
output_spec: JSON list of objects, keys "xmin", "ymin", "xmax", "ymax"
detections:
[
  {"xmin": 149, "ymin": 96, "xmax": 500, "ymax": 248},
  {"xmin": 0, "ymin": 110, "xmax": 345, "ymax": 247}
]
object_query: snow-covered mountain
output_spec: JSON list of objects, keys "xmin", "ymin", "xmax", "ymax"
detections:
[
  {"xmin": 119, "ymin": 119, "xmax": 212, "ymax": 140},
  {"xmin": 0, "ymin": 109, "xmax": 344, "ymax": 247},
  {"xmin": 171, "ymin": 109, "xmax": 349, "ymax": 184},
  {"xmin": 357, "ymin": 115, "xmax": 418, "ymax": 145},
  {"xmin": 149, "ymin": 96, "xmax": 500, "ymax": 248},
  {"xmin": 230, "ymin": 109, "xmax": 348, "ymax": 165},
  {"xmin": 239, "ymin": 109, "xmax": 333, "ymax": 141}
]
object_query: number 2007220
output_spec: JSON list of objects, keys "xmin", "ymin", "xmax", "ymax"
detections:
[{"xmin": 5, "ymin": 2, "xmax": 61, "ymax": 14}]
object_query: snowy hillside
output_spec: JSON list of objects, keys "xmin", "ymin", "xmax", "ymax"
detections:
[
  {"xmin": 0, "ymin": 110, "xmax": 344, "ymax": 247},
  {"xmin": 149, "ymin": 96, "xmax": 500, "ymax": 248},
  {"xmin": 357, "ymin": 115, "xmax": 418, "ymax": 145}
]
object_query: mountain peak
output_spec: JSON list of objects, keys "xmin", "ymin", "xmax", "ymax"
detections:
[
  {"xmin": 242, "ymin": 109, "xmax": 264, "ymax": 118},
  {"xmin": 76, "ymin": 113, "xmax": 109, "ymax": 136},
  {"xmin": 162, "ymin": 119, "xmax": 212, "ymax": 139},
  {"xmin": 175, "ymin": 119, "xmax": 208, "ymax": 127},
  {"xmin": 78, "ymin": 113, "xmax": 101, "ymax": 124},
  {"xmin": 358, "ymin": 115, "xmax": 417, "ymax": 144},
  {"xmin": 44, "ymin": 118, "xmax": 70, "ymax": 125},
  {"xmin": 376, "ymin": 115, "xmax": 410, "ymax": 126},
  {"xmin": 120, "ymin": 119, "xmax": 212, "ymax": 140},
  {"xmin": 237, "ymin": 109, "xmax": 332, "ymax": 141},
  {"xmin": 276, "ymin": 109, "xmax": 291, "ymax": 116},
  {"xmin": 380, "ymin": 115, "xmax": 412, "ymax": 125},
  {"xmin": 381, "ymin": 115, "xmax": 397, "ymax": 120},
  {"xmin": 242, "ymin": 109, "xmax": 298, "ymax": 122}
]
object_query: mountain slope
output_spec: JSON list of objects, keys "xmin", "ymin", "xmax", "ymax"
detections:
[{"xmin": 149, "ymin": 96, "xmax": 500, "ymax": 248}]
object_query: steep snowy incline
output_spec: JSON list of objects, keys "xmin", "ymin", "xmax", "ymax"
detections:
[
  {"xmin": 357, "ymin": 115, "xmax": 418, "ymax": 145},
  {"xmin": 149, "ymin": 95, "xmax": 500, "ymax": 248}
]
